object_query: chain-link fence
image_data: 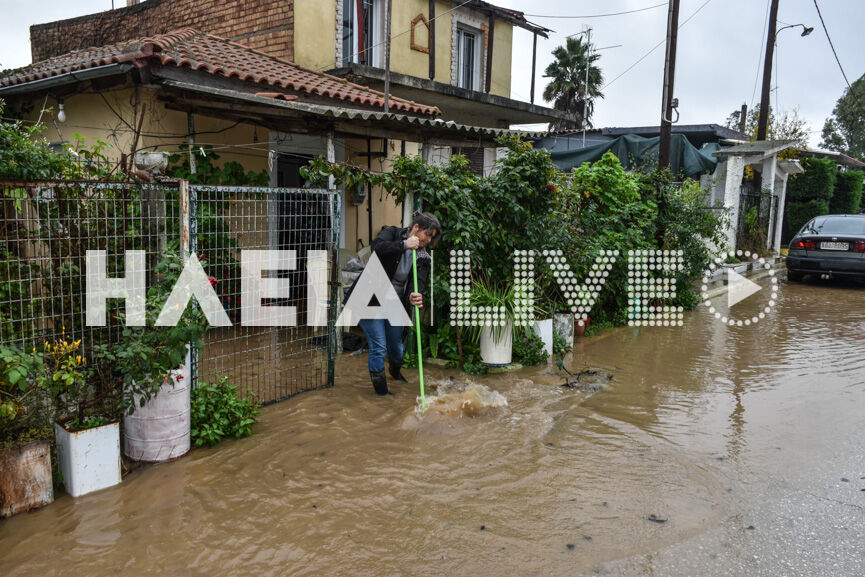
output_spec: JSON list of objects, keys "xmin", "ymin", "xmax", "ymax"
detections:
[{"xmin": 1, "ymin": 179, "xmax": 336, "ymax": 406}]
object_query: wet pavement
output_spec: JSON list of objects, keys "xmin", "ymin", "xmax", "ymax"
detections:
[{"xmin": 1, "ymin": 273, "xmax": 864, "ymax": 576}]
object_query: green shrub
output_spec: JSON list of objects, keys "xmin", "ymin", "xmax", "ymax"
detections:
[
  {"xmin": 513, "ymin": 328, "xmax": 548, "ymax": 366},
  {"xmin": 830, "ymin": 170, "xmax": 863, "ymax": 214},
  {"xmin": 787, "ymin": 157, "xmax": 836, "ymax": 202},
  {"xmin": 552, "ymin": 331, "xmax": 571, "ymax": 358},
  {"xmin": 191, "ymin": 376, "xmax": 259, "ymax": 447},
  {"xmin": 785, "ymin": 199, "xmax": 830, "ymax": 236}
]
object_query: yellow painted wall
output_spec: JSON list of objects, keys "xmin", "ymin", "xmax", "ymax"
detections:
[
  {"xmin": 389, "ymin": 0, "xmax": 452, "ymax": 85},
  {"xmin": 291, "ymin": 0, "xmax": 512, "ymax": 90},
  {"xmin": 343, "ymin": 137, "xmax": 417, "ymax": 251},
  {"xmin": 490, "ymin": 19, "xmax": 512, "ymax": 98},
  {"xmin": 294, "ymin": 0, "xmax": 338, "ymax": 70},
  {"xmin": 17, "ymin": 87, "xmax": 266, "ymax": 175}
]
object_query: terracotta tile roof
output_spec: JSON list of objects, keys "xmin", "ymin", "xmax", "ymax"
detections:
[{"xmin": 1, "ymin": 29, "xmax": 440, "ymax": 117}]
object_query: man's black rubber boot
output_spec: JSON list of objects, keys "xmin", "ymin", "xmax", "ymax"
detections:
[
  {"xmin": 389, "ymin": 360, "xmax": 408, "ymax": 383},
  {"xmin": 370, "ymin": 370, "xmax": 392, "ymax": 396}
]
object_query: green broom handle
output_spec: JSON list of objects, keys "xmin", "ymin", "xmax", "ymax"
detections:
[{"xmin": 412, "ymin": 249, "xmax": 425, "ymax": 408}]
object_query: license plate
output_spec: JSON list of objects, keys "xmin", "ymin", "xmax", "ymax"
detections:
[{"xmin": 821, "ymin": 242, "xmax": 849, "ymax": 251}]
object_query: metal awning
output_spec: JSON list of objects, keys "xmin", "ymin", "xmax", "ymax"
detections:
[{"xmin": 158, "ymin": 79, "xmax": 545, "ymax": 147}]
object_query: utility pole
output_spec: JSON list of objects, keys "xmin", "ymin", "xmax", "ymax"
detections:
[
  {"xmin": 582, "ymin": 27, "xmax": 591, "ymax": 148},
  {"xmin": 757, "ymin": 0, "xmax": 780, "ymax": 141},
  {"xmin": 658, "ymin": 0, "xmax": 680, "ymax": 170},
  {"xmin": 383, "ymin": 0, "xmax": 393, "ymax": 113}
]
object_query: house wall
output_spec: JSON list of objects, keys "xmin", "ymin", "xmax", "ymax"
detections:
[
  {"xmin": 294, "ymin": 0, "xmax": 337, "ymax": 71},
  {"xmin": 30, "ymin": 0, "xmax": 294, "ymax": 62},
  {"xmin": 343, "ymin": 138, "xmax": 418, "ymax": 252},
  {"xmin": 287, "ymin": 0, "xmax": 513, "ymax": 96},
  {"xmin": 16, "ymin": 87, "xmax": 266, "ymax": 175}
]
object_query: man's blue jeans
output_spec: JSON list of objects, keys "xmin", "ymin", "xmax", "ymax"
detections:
[{"xmin": 358, "ymin": 318, "xmax": 405, "ymax": 373}]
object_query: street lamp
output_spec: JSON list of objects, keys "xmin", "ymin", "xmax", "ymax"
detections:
[{"xmin": 777, "ymin": 23, "xmax": 814, "ymax": 37}]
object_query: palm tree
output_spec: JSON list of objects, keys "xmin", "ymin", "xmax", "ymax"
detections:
[{"xmin": 543, "ymin": 37, "xmax": 603, "ymax": 132}]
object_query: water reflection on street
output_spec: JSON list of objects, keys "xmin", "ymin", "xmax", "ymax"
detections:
[{"xmin": 2, "ymin": 276, "xmax": 864, "ymax": 576}]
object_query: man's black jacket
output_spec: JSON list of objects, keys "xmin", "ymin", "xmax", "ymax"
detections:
[{"xmin": 345, "ymin": 226, "xmax": 431, "ymax": 314}]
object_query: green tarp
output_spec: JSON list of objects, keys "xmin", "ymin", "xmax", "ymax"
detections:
[{"xmin": 549, "ymin": 133, "xmax": 718, "ymax": 177}]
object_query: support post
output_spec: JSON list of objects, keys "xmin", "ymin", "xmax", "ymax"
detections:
[
  {"xmin": 772, "ymin": 172, "xmax": 789, "ymax": 252},
  {"xmin": 738, "ymin": 103, "xmax": 748, "ymax": 135},
  {"xmin": 326, "ymin": 128, "xmax": 340, "ymax": 387},
  {"xmin": 428, "ymin": 0, "xmax": 436, "ymax": 80},
  {"xmin": 762, "ymin": 156, "xmax": 778, "ymax": 250},
  {"xmin": 383, "ymin": 0, "xmax": 393, "ymax": 113},
  {"xmin": 530, "ymin": 32, "xmax": 537, "ymax": 104},
  {"xmin": 187, "ymin": 113, "xmax": 196, "ymax": 175},
  {"xmin": 485, "ymin": 14, "xmax": 494, "ymax": 93},
  {"xmin": 723, "ymin": 156, "xmax": 746, "ymax": 251}
]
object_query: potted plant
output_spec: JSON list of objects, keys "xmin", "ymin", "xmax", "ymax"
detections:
[
  {"xmin": 531, "ymin": 297, "xmax": 556, "ymax": 357},
  {"xmin": 117, "ymin": 251, "xmax": 209, "ymax": 462},
  {"xmin": 469, "ymin": 280, "xmax": 517, "ymax": 366},
  {"xmin": 47, "ymin": 334, "xmax": 122, "ymax": 498},
  {"xmin": 0, "ymin": 345, "xmax": 53, "ymax": 518}
]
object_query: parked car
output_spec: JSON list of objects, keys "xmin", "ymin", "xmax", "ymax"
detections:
[{"xmin": 786, "ymin": 214, "xmax": 865, "ymax": 281}]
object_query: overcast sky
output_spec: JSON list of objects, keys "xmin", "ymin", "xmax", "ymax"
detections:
[{"xmin": 1, "ymin": 0, "xmax": 862, "ymax": 146}]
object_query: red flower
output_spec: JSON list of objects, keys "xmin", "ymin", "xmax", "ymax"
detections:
[
  {"xmin": 547, "ymin": 184, "xmax": 556, "ymax": 191},
  {"xmin": 175, "ymin": 375, "xmax": 184, "ymax": 382},
  {"xmin": 199, "ymin": 253, "xmax": 206, "ymax": 260},
  {"xmin": 208, "ymin": 276, "xmax": 218, "ymax": 287}
]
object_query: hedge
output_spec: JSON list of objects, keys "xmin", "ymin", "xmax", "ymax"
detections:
[
  {"xmin": 787, "ymin": 157, "xmax": 836, "ymax": 202},
  {"xmin": 786, "ymin": 199, "xmax": 830, "ymax": 236},
  {"xmin": 830, "ymin": 170, "xmax": 864, "ymax": 214}
]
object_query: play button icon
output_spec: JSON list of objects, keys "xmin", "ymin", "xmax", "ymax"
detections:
[
  {"xmin": 702, "ymin": 251, "xmax": 779, "ymax": 327},
  {"xmin": 727, "ymin": 268, "xmax": 762, "ymax": 307}
]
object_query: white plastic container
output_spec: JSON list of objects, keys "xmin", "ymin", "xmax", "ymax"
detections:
[
  {"xmin": 532, "ymin": 318, "xmax": 553, "ymax": 357},
  {"xmin": 55, "ymin": 421, "xmax": 121, "ymax": 497},
  {"xmin": 480, "ymin": 321, "xmax": 513, "ymax": 366},
  {"xmin": 123, "ymin": 352, "xmax": 191, "ymax": 462}
]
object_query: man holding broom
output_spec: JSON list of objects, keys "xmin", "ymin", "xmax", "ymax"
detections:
[{"xmin": 353, "ymin": 211, "xmax": 440, "ymax": 396}]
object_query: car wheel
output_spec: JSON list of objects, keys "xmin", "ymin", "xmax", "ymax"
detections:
[{"xmin": 787, "ymin": 270, "xmax": 804, "ymax": 282}]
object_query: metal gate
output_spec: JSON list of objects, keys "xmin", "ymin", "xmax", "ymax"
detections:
[
  {"xmin": 191, "ymin": 184, "xmax": 336, "ymax": 404},
  {"xmin": 0, "ymin": 179, "xmax": 337, "ymax": 406}
]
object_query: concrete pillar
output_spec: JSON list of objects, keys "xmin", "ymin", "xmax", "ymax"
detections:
[
  {"xmin": 772, "ymin": 172, "xmax": 790, "ymax": 252},
  {"xmin": 723, "ymin": 155, "xmax": 746, "ymax": 252},
  {"xmin": 762, "ymin": 156, "xmax": 777, "ymax": 250}
]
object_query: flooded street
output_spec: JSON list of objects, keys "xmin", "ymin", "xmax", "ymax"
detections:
[{"xmin": 2, "ymin": 276, "xmax": 865, "ymax": 576}]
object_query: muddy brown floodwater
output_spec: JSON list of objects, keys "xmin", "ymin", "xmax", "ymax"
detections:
[{"xmin": 2, "ymin": 276, "xmax": 865, "ymax": 576}]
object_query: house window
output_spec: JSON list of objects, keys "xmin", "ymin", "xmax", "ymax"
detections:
[
  {"xmin": 342, "ymin": 0, "xmax": 382, "ymax": 67},
  {"xmin": 456, "ymin": 26, "xmax": 481, "ymax": 90}
]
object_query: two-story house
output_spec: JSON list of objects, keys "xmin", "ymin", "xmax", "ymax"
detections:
[{"xmin": 4, "ymin": 0, "xmax": 564, "ymax": 249}]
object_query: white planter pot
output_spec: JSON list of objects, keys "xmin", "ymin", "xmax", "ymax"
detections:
[
  {"xmin": 480, "ymin": 321, "xmax": 513, "ymax": 366},
  {"xmin": 554, "ymin": 313, "xmax": 574, "ymax": 347},
  {"xmin": 531, "ymin": 318, "xmax": 554, "ymax": 357},
  {"xmin": 55, "ymin": 421, "xmax": 121, "ymax": 497},
  {"xmin": 123, "ymin": 352, "xmax": 191, "ymax": 462}
]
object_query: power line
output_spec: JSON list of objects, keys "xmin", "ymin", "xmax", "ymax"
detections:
[
  {"xmin": 602, "ymin": 0, "xmax": 713, "ymax": 91},
  {"xmin": 525, "ymin": 3, "xmax": 667, "ymax": 19},
  {"xmin": 813, "ymin": 0, "xmax": 852, "ymax": 90},
  {"xmin": 750, "ymin": 0, "xmax": 771, "ymax": 109}
]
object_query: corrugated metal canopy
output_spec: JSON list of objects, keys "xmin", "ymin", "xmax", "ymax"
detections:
[{"xmin": 159, "ymin": 79, "xmax": 546, "ymax": 147}]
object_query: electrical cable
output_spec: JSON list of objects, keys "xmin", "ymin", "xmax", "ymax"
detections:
[
  {"xmin": 525, "ymin": 3, "xmax": 667, "ymax": 19},
  {"xmin": 813, "ymin": 0, "xmax": 852, "ymax": 90},
  {"xmin": 750, "ymin": 0, "xmax": 772, "ymax": 109},
  {"xmin": 601, "ymin": 0, "xmax": 713, "ymax": 91}
]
